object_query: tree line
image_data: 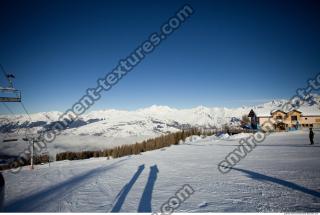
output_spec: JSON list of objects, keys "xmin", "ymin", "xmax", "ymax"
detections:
[
  {"xmin": 56, "ymin": 128, "xmax": 214, "ymax": 161},
  {"xmin": 0, "ymin": 128, "xmax": 214, "ymax": 171}
]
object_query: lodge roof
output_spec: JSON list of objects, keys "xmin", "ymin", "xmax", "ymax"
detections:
[{"xmin": 248, "ymin": 107, "xmax": 320, "ymax": 117}]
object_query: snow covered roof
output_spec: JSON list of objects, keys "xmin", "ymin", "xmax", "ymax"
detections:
[
  {"xmin": 251, "ymin": 109, "xmax": 271, "ymax": 117},
  {"xmin": 271, "ymin": 109, "xmax": 288, "ymax": 114},
  {"xmin": 298, "ymin": 106, "xmax": 320, "ymax": 116},
  {"xmin": 251, "ymin": 107, "xmax": 320, "ymax": 118}
]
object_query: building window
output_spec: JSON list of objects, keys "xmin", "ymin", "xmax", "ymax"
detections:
[
  {"xmin": 305, "ymin": 118, "xmax": 308, "ymax": 120},
  {"xmin": 291, "ymin": 116, "xmax": 297, "ymax": 121},
  {"xmin": 276, "ymin": 115, "xmax": 282, "ymax": 120}
]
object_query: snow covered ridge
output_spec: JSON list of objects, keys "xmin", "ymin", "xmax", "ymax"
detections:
[{"xmin": 1, "ymin": 94, "xmax": 320, "ymax": 138}]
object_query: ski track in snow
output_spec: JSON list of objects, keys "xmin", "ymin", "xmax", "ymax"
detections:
[{"xmin": 3, "ymin": 130, "xmax": 320, "ymax": 212}]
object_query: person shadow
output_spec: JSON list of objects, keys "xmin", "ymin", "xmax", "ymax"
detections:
[
  {"xmin": 111, "ymin": 164, "xmax": 145, "ymax": 212},
  {"xmin": 218, "ymin": 165, "xmax": 320, "ymax": 198},
  {"xmin": 138, "ymin": 165, "xmax": 159, "ymax": 212}
]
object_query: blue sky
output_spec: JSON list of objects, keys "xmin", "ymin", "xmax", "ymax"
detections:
[{"xmin": 0, "ymin": 0, "xmax": 320, "ymax": 114}]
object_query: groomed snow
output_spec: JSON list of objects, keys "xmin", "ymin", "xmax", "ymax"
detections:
[{"xmin": 3, "ymin": 130, "xmax": 320, "ymax": 212}]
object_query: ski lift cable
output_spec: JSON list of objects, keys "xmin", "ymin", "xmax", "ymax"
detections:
[
  {"xmin": 0, "ymin": 64, "xmax": 31, "ymax": 121},
  {"xmin": 20, "ymin": 101, "xmax": 32, "ymax": 122},
  {"xmin": 1, "ymin": 66, "xmax": 37, "ymax": 169},
  {"xmin": 1, "ymin": 103, "xmax": 19, "ymax": 138},
  {"xmin": 0, "ymin": 64, "xmax": 8, "ymax": 84},
  {"xmin": 0, "ymin": 63, "xmax": 21, "ymax": 103},
  {"xmin": 1, "ymin": 63, "xmax": 34, "ymax": 141},
  {"xmin": 0, "ymin": 63, "xmax": 13, "ymax": 88},
  {"xmin": 2, "ymin": 103, "xmax": 14, "ymax": 115},
  {"xmin": 1, "ymin": 103, "xmax": 23, "ymax": 142},
  {"xmin": 19, "ymin": 101, "xmax": 36, "ymax": 140},
  {"xmin": 1, "ymin": 104, "xmax": 22, "ymax": 140},
  {"xmin": 1, "ymin": 103, "xmax": 13, "ymax": 141}
]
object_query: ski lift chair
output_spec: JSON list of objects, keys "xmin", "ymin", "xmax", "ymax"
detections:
[{"xmin": 0, "ymin": 87, "xmax": 21, "ymax": 102}]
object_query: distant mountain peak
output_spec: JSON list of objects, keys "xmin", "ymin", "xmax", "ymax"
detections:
[{"xmin": 1, "ymin": 94, "xmax": 319, "ymax": 138}]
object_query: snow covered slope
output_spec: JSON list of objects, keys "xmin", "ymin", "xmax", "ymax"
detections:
[{"xmin": 3, "ymin": 130, "xmax": 320, "ymax": 212}]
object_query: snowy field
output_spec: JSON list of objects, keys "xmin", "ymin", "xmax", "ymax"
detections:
[{"xmin": 2, "ymin": 130, "xmax": 320, "ymax": 212}]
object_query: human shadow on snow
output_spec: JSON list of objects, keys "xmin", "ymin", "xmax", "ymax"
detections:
[
  {"xmin": 111, "ymin": 164, "xmax": 145, "ymax": 212},
  {"xmin": 138, "ymin": 165, "xmax": 159, "ymax": 212}
]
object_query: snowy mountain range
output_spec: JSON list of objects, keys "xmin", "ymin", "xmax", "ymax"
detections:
[
  {"xmin": 0, "ymin": 95, "xmax": 319, "ymax": 157},
  {"xmin": 1, "ymin": 94, "xmax": 320, "ymax": 139}
]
